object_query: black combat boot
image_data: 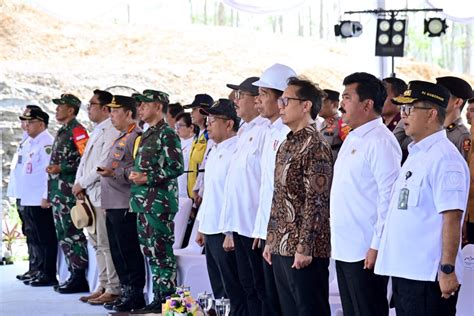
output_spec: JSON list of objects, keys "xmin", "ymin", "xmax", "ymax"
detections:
[
  {"xmin": 113, "ymin": 286, "xmax": 145, "ymax": 312},
  {"xmin": 104, "ymin": 284, "xmax": 128, "ymax": 310},
  {"xmin": 57, "ymin": 269, "xmax": 89, "ymax": 294},
  {"xmin": 131, "ymin": 291, "xmax": 172, "ymax": 314}
]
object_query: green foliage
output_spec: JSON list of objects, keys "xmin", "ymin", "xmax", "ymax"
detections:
[{"xmin": 2, "ymin": 201, "xmax": 25, "ymax": 261}]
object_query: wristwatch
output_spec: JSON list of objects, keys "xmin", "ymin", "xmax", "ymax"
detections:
[{"xmin": 440, "ymin": 264, "xmax": 455, "ymax": 274}]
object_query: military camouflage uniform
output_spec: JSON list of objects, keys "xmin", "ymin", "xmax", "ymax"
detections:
[
  {"xmin": 48, "ymin": 118, "xmax": 89, "ymax": 271},
  {"xmin": 130, "ymin": 119, "xmax": 184, "ymax": 295}
]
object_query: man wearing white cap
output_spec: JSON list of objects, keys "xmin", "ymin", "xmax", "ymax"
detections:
[
  {"xmin": 219, "ymin": 75, "xmax": 268, "ymax": 315},
  {"xmin": 252, "ymin": 63, "xmax": 296, "ymax": 315}
]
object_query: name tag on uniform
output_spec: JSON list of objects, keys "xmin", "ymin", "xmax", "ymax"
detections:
[
  {"xmin": 18, "ymin": 155, "xmax": 23, "ymax": 164},
  {"xmin": 397, "ymin": 188, "xmax": 409, "ymax": 210},
  {"xmin": 26, "ymin": 162, "xmax": 32, "ymax": 174}
]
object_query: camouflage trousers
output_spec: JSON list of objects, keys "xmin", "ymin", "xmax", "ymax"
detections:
[
  {"xmin": 136, "ymin": 212, "xmax": 176, "ymax": 294},
  {"xmin": 51, "ymin": 197, "xmax": 88, "ymax": 271}
]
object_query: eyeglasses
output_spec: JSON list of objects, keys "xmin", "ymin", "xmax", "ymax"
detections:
[
  {"xmin": 235, "ymin": 90, "xmax": 257, "ymax": 100},
  {"xmin": 175, "ymin": 122, "xmax": 188, "ymax": 129},
  {"xmin": 207, "ymin": 116, "xmax": 231, "ymax": 124},
  {"xmin": 85, "ymin": 102, "xmax": 101, "ymax": 109},
  {"xmin": 400, "ymin": 104, "xmax": 433, "ymax": 116},
  {"xmin": 277, "ymin": 96, "xmax": 308, "ymax": 108}
]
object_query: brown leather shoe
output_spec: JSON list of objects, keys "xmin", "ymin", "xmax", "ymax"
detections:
[
  {"xmin": 79, "ymin": 289, "xmax": 104, "ymax": 303},
  {"xmin": 88, "ymin": 292, "xmax": 120, "ymax": 305}
]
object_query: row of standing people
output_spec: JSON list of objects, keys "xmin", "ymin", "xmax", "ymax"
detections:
[
  {"xmin": 8, "ymin": 90, "xmax": 186, "ymax": 314},
  {"xmin": 190, "ymin": 64, "xmax": 474, "ymax": 316},
  {"xmin": 7, "ymin": 64, "xmax": 474, "ymax": 316}
]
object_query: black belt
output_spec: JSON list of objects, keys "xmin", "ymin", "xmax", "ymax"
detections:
[{"xmin": 182, "ymin": 169, "xmax": 205, "ymax": 173}]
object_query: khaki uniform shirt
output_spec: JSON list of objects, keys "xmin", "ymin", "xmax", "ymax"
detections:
[
  {"xmin": 446, "ymin": 117, "xmax": 471, "ymax": 162},
  {"xmin": 101, "ymin": 124, "xmax": 142, "ymax": 210},
  {"xmin": 320, "ymin": 115, "xmax": 345, "ymax": 162}
]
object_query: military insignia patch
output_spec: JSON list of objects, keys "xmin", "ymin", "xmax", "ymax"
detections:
[
  {"xmin": 44, "ymin": 145, "xmax": 52, "ymax": 155},
  {"xmin": 463, "ymin": 138, "xmax": 471, "ymax": 152}
]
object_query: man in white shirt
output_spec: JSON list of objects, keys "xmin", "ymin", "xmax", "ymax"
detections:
[
  {"xmin": 252, "ymin": 63, "xmax": 295, "ymax": 315},
  {"xmin": 9, "ymin": 105, "xmax": 39, "ymax": 281},
  {"xmin": 72, "ymin": 90, "xmax": 121, "ymax": 304},
  {"xmin": 219, "ymin": 76, "xmax": 269, "ymax": 315},
  {"xmin": 330, "ymin": 72, "xmax": 401, "ymax": 316},
  {"xmin": 18, "ymin": 108, "xmax": 58, "ymax": 286},
  {"xmin": 175, "ymin": 112, "xmax": 196, "ymax": 198},
  {"xmin": 375, "ymin": 81, "xmax": 469, "ymax": 316},
  {"xmin": 195, "ymin": 99, "xmax": 246, "ymax": 315}
]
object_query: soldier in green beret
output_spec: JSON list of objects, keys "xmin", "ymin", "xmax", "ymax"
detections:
[{"xmin": 129, "ymin": 90, "xmax": 184, "ymax": 313}]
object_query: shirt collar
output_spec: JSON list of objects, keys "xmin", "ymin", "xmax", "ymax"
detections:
[
  {"xmin": 60, "ymin": 118, "xmax": 78, "ymax": 131},
  {"xmin": 287, "ymin": 123, "xmax": 316, "ymax": 142},
  {"xmin": 270, "ymin": 117, "xmax": 285, "ymax": 131},
  {"xmin": 351, "ymin": 117, "xmax": 383, "ymax": 137},
  {"xmin": 29, "ymin": 129, "xmax": 49, "ymax": 144},
  {"xmin": 247, "ymin": 115, "xmax": 268, "ymax": 127},
  {"xmin": 215, "ymin": 135, "xmax": 238, "ymax": 150},
  {"xmin": 408, "ymin": 129, "xmax": 446, "ymax": 154},
  {"xmin": 94, "ymin": 117, "xmax": 111, "ymax": 131}
]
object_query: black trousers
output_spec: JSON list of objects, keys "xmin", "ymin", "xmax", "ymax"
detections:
[
  {"xmin": 272, "ymin": 255, "xmax": 330, "ymax": 316},
  {"xmin": 105, "ymin": 209, "xmax": 145, "ymax": 288},
  {"xmin": 392, "ymin": 276, "xmax": 459, "ymax": 316},
  {"xmin": 336, "ymin": 260, "xmax": 389, "ymax": 316},
  {"xmin": 233, "ymin": 233, "xmax": 268, "ymax": 316},
  {"xmin": 204, "ymin": 233, "xmax": 247, "ymax": 316},
  {"xmin": 260, "ymin": 240, "xmax": 282, "ymax": 316},
  {"xmin": 23, "ymin": 206, "xmax": 57, "ymax": 278},
  {"xmin": 466, "ymin": 222, "xmax": 474, "ymax": 245},
  {"xmin": 18, "ymin": 199, "xmax": 40, "ymax": 272}
]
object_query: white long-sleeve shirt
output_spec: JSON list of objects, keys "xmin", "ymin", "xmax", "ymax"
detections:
[
  {"xmin": 19, "ymin": 129, "xmax": 53, "ymax": 206},
  {"xmin": 178, "ymin": 136, "xmax": 194, "ymax": 198},
  {"xmin": 75, "ymin": 118, "xmax": 119, "ymax": 208},
  {"xmin": 7, "ymin": 132, "xmax": 30, "ymax": 199},
  {"xmin": 219, "ymin": 115, "xmax": 269, "ymax": 237},
  {"xmin": 330, "ymin": 117, "xmax": 401, "ymax": 262},
  {"xmin": 197, "ymin": 136, "xmax": 238, "ymax": 234},
  {"xmin": 252, "ymin": 117, "xmax": 290, "ymax": 239}
]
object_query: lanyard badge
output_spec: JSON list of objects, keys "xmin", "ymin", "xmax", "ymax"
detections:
[{"xmin": 397, "ymin": 171, "xmax": 412, "ymax": 210}]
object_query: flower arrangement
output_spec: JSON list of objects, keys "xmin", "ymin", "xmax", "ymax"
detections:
[{"xmin": 163, "ymin": 291, "xmax": 204, "ymax": 316}]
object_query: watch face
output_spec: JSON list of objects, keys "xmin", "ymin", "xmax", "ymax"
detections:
[{"xmin": 441, "ymin": 264, "xmax": 455, "ymax": 274}]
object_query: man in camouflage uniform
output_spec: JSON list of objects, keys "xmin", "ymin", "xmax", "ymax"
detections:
[
  {"xmin": 46, "ymin": 93, "xmax": 90, "ymax": 294},
  {"xmin": 129, "ymin": 89, "xmax": 184, "ymax": 313}
]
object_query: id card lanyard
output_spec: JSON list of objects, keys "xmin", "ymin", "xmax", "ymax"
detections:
[{"xmin": 397, "ymin": 171, "xmax": 412, "ymax": 210}]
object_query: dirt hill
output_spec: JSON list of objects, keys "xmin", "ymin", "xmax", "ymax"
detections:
[{"xmin": 1, "ymin": 0, "xmax": 473, "ymax": 206}]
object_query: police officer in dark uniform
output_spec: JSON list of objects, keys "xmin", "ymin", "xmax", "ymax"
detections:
[
  {"xmin": 436, "ymin": 76, "xmax": 473, "ymax": 161},
  {"xmin": 319, "ymin": 89, "xmax": 347, "ymax": 161},
  {"xmin": 98, "ymin": 95, "xmax": 146, "ymax": 312}
]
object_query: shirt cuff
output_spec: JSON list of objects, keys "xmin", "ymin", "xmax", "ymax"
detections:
[{"xmin": 370, "ymin": 234, "xmax": 381, "ymax": 250}]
